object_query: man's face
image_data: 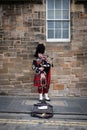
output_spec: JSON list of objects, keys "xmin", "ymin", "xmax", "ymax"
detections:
[{"xmin": 38, "ymin": 53, "xmax": 43, "ymax": 58}]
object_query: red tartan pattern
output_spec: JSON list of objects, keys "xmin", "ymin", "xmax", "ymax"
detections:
[{"xmin": 34, "ymin": 69, "xmax": 51, "ymax": 87}]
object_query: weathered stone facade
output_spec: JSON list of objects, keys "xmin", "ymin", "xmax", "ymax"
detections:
[{"xmin": 0, "ymin": 0, "xmax": 87, "ymax": 96}]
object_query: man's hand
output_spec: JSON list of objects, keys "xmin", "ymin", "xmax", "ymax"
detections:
[{"xmin": 39, "ymin": 67, "xmax": 44, "ymax": 71}]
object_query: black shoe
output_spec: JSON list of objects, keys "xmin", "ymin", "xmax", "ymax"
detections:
[
  {"xmin": 45, "ymin": 98, "xmax": 50, "ymax": 101},
  {"xmin": 39, "ymin": 99, "xmax": 44, "ymax": 102}
]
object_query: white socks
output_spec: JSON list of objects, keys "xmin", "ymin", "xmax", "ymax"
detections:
[
  {"xmin": 39, "ymin": 93, "xmax": 43, "ymax": 101},
  {"xmin": 39, "ymin": 93, "xmax": 50, "ymax": 101},
  {"xmin": 44, "ymin": 93, "xmax": 50, "ymax": 101}
]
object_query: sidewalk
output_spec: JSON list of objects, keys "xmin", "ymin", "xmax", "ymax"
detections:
[
  {"xmin": 0, "ymin": 95, "xmax": 87, "ymax": 119},
  {"xmin": 0, "ymin": 95, "xmax": 87, "ymax": 130}
]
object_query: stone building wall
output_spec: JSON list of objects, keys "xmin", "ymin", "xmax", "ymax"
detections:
[{"xmin": 0, "ymin": 0, "xmax": 87, "ymax": 96}]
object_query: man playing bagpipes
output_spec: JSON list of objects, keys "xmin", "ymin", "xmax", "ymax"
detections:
[{"xmin": 32, "ymin": 44, "xmax": 52, "ymax": 101}]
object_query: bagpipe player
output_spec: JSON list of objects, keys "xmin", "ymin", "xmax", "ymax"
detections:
[{"xmin": 32, "ymin": 44, "xmax": 52, "ymax": 101}]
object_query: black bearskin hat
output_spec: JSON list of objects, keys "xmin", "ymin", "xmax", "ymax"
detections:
[{"xmin": 34, "ymin": 44, "xmax": 45, "ymax": 57}]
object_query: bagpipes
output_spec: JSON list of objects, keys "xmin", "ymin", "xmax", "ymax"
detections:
[{"xmin": 36, "ymin": 55, "xmax": 54, "ymax": 70}]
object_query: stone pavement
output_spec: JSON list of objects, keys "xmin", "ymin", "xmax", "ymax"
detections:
[
  {"xmin": 0, "ymin": 96, "xmax": 87, "ymax": 116},
  {"xmin": 0, "ymin": 96, "xmax": 87, "ymax": 130}
]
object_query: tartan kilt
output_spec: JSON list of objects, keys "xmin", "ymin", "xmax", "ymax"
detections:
[{"xmin": 34, "ymin": 69, "xmax": 51, "ymax": 87}]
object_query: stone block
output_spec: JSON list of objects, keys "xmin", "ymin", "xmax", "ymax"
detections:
[
  {"xmin": 23, "ymin": 19, "xmax": 32, "ymax": 27},
  {"xmin": 81, "ymin": 89, "xmax": 87, "ymax": 96},
  {"xmin": 0, "ymin": 67, "xmax": 8, "ymax": 73},
  {"xmin": 0, "ymin": 80, "xmax": 10, "ymax": 85},
  {"xmin": 35, "ymin": 34, "xmax": 45, "ymax": 40},
  {"xmin": 76, "ymin": 82, "xmax": 87, "ymax": 88},
  {"xmin": 33, "ymin": 19, "xmax": 44, "ymax": 26},
  {"xmin": 0, "ymin": 46, "xmax": 8, "ymax": 51},
  {"xmin": 53, "ymin": 83, "xmax": 64, "ymax": 90},
  {"xmin": 32, "ymin": 27, "xmax": 40, "ymax": 32}
]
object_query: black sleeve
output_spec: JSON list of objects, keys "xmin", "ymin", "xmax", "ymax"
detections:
[{"xmin": 32, "ymin": 60, "xmax": 40, "ymax": 73}]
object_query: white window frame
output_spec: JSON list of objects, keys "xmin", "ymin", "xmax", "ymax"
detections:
[{"xmin": 46, "ymin": 0, "xmax": 70, "ymax": 42}]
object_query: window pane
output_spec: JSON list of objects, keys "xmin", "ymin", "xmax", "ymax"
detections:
[
  {"xmin": 48, "ymin": 0, "xmax": 54, "ymax": 9},
  {"xmin": 55, "ymin": 10, "xmax": 61, "ymax": 19},
  {"xmin": 63, "ymin": 30, "xmax": 69, "ymax": 38},
  {"xmin": 55, "ymin": 21, "xmax": 61, "ymax": 28},
  {"xmin": 63, "ymin": 21, "xmax": 69, "ymax": 28},
  {"xmin": 55, "ymin": 29, "xmax": 61, "ymax": 38},
  {"xmin": 48, "ymin": 21, "xmax": 54, "ymax": 28},
  {"xmin": 62, "ymin": 10, "xmax": 69, "ymax": 19},
  {"xmin": 63, "ymin": 0, "xmax": 69, "ymax": 9},
  {"xmin": 48, "ymin": 10, "xmax": 54, "ymax": 19},
  {"xmin": 55, "ymin": 0, "xmax": 61, "ymax": 9},
  {"xmin": 48, "ymin": 30, "xmax": 54, "ymax": 38}
]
